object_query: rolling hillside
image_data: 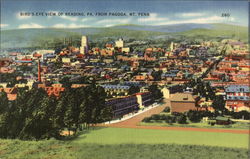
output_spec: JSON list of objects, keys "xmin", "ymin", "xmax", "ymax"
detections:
[{"xmin": 0, "ymin": 23, "xmax": 248, "ymax": 49}]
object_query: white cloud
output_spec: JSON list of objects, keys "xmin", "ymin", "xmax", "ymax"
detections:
[
  {"xmin": 229, "ymin": 17, "xmax": 235, "ymax": 21},
  {"xmin": 18, "ymin": 23, "xmax": 44, "ymax": 29},
  {"xmin": 81, "ymin": 18, "xmax": 89, "ymax": 22},
  {"xmin": 104, "ymin": 24, "xmax": 115, "ymax": 27},
  {"xmin": 0, "ymin": 24, "xmax": 9, "ymax": 28},
  {"xmin": 156, "ymin": 16, "xmax": 235, "ymax": 25},
  {"xmin": 52, "ymin": 23, "xmax": 89, "ymax": 28},
  {"xmin": 97, "ymin": 18, "xmax": 131, "ymax": 24},
  {"xmin": 60, "ymin": 15, "xmax": 78, "ymax": 21},
  {"xmin": 179, "ymin": 12, "xmax": 205, "ymax": 17},
  {"xmin": 68, "ymin": 23, "xmax": 88, "ymax": 28},
  {"xmin": 52, "ymin": 24, "xmax": 67, "ymax": 28},
  {"xmin": 138, "ymin": 13, "xmax": 168, "ymax": 22},
  {"xmin": 16, "ymin": 12, "xmax": 31, "ymax": 20}
]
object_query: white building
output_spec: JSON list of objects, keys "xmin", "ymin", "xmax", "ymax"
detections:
[
  {"xmin": 80, "ymin": 36, "xmax": 88, "ymax": 54},
  {"xmin": 115, "ymin": 38, "xmax": 124, "ymax": 48}
]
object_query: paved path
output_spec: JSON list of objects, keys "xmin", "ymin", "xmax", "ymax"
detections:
[
  {"xmin": 110, "ymin": 101, "xmax": 169, "ymax": 127},
  {"xmin": 102, "ymin": 99, "xmax": 249, "ymax": 134}
]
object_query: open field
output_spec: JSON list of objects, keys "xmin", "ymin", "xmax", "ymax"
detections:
[
  {"xmin": 139, "ymin": 121, "xmax": 250, "ymax": 130},
  {"xmin": 73, "ymin": 127, "xmax": 249, "ymax": 148},
  {"xmin": 0, "ymin": 127, "xmax": 249, "ymax": 159}
]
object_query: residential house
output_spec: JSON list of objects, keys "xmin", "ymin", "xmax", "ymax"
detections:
[{"xmin": 225, "ymin": 85, "xmax": 250, "ymax": 112}]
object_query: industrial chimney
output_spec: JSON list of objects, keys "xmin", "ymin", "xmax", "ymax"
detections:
[{"xmin": 38, "ymin": 59, "xmax": 41, "ymax": 82}]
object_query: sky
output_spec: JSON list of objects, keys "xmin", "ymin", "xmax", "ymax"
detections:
[{"xmin": 0, "ymin": 0, "xmax": 248, "ymax": 30}]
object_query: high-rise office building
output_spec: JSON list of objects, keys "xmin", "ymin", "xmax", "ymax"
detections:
[{"xmin": 80, "ymin": 36, "xmax": 88, "ymax": 54}]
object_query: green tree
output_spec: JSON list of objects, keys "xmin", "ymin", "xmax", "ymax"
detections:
[
  {"xmin": 187, "ymin": 110, "xmax": 202, "ymax": 122},
  {"xmin": 18, "ymin": 88, "xmax": 47, "ymax": 139},
  {"xmin": 176, "ymin": 114, "xmax": 187, "ymax": 124},
  {"xmin": 0, "ymin": 92, "xmax": 9, "ymax": 138},
  {"xmin": 25, "ymin": 95, "xmax": 59, "ymax": 139},
  {"xmin": 0, "ymin": 92, "xmax": 8, "ymax": 114},
  {"xmin": 59, "ymin": 76, "xmax": 72, "ymax": 89},
  {"xmin": 212, "ymin": 95, "xmax": 226, "ymax": 113},
  {"xmin": 151, "ymin": 70, "xmax": 163, "ymax": 81},
  {"xmin": 128, "ymin": 85, "xmax": 140, "ymax": 95},
  {"xmin": 54, "ymin": 91, "xmax": 68, "ymax": 133},
  {"xmin": 148, "ymin": 84, "xmax": 163, "ymax": 101},
  {"xmin": 64, "ymin": 88, "xmax": 80, "ymax": 135}
]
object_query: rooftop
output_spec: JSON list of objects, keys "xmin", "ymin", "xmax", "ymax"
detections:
[{"xmin": 170, "ymin": 93, "xmax": 195, "ymax": 102}]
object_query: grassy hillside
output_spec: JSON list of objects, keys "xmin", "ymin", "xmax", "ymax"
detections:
[
  {"xmin": 178, "ymin": 23, "xmax": 248, "ymax": 42},
  {"xmin": 0, "ymin": 127, "xmax": 249, "ymax": 159},
  {"xmin": 0, "ymin": 29, "xmax": 82, "ymax": 49},
  {"xmin": 0, "ymin": 27, "xmax": 165, "ymax": 49}
]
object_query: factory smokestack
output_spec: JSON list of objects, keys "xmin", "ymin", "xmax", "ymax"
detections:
[{"xmin": 38, "ymin": 59, "xmax": 41, "ymax": 82}]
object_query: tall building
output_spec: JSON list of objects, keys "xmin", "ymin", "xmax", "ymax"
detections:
[
  {"xmin": 170, "ymin": 42, "xmax": 174, "ymax": 51},
  {"xmin": 80, "ymin": 36, "xmax": 88, "ymax": 54}
]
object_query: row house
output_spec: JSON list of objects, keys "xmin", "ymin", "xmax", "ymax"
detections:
[
  {"xmin": 105, "ymin": 95, "xmax": 139, "ymax": 118},
  {"xmin": 136, "ymin": 92, "xmax": 154, "ymax": 108},
  {"xmin": 100, "ymin": 84, "xmax": 130, "ymax": 97},
  {"xmin": 225, "ymin": 85, "xmax": 250, "ymax": 112}
]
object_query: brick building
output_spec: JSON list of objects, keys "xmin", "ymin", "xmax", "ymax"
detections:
[{"xmin": 170, "ymin": 93, "xmax": 196, "ymax": 113}]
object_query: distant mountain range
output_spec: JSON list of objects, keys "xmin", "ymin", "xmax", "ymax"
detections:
[
  {"xmin": 114, "ymin": 23, "xmax": 214, "ymax": 32},
  {"xmin": 0, "ymin": 23, "xmax": 247, "ymax": 50}
]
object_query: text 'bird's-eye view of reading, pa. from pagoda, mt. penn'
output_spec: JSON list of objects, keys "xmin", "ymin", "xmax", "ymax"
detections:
[{"xmin": 0, "ymin": 0, "xmax": 249, "ymax": 159}]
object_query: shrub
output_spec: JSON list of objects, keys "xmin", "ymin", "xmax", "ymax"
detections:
[
  {"xmin": 151, "ymin": 114, "xmax": 161, "ymax": 120},
  {"xmin": 231, "ymin": 111, "xmax": 250, "ymax": 120},
  {"xmin": 159, "ymin": 115, "xmax": 166, "ymax": 120},
  {"xmin": 200, "ymin": 111, "xmax": 215, "ymax": 118},
  {"xmin": 165, "ymin": 115, "xmax": 176, "ymax": 124},
  {"xmin": 171, "ymin": 112, "xmax": 182, "ymax": 116},
  {"xmin": 142, "ymin": 117, "xmax": 152, "ymax": 123},
  {"xmin": 210, "ymin": 122, "xmax": 215, "ymax": 126},
  {"xmin": 187, "ymin": 110, "xmax": 202, "ymax": 123},
  {"xmin": 177, "ymin": 114, "xmax": 187, "ymax": 124}
]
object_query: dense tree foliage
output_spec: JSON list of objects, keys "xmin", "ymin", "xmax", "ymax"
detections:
[
  {"xmin": 176, "ymin": 114, "xmax": 187, "ymax": 124},
  {"xmin": 0, "ymin": 85, "xmax": 112, "ymax": 140},
  {"xmin": 0, "ymin": 72, "xmax": 21, "ymax": 87},
  {"xmin": 128, "ymin": 85, "xmax": 140, "ymax": 95},
  {"xmin": 186, "ymin": 110, "xmax": 203, "ymax": 122},
  {"xmin": 212, "ymin": 95, "xmax": 226, "ymax": 112},
  {"xmin": 225, "ymin": 110, "xmax": 250, "ymax": 120},
  {"xmin": 148, "ymin": 84, "xmax": 163, "ymax": 101},
  {"xmin": 151, "ymin": 70, "xmax": 162, "ymax": 81}
]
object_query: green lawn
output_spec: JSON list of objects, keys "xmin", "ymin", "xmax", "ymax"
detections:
[
  {"xmin": 139, "ymin": 121, "xmax": 250, "ymax": 130},
  {"xmin": 0, "ymin": 127, "xmax": 249, "ymax": 159},
  {"xmin": 73, "ymin": 127, "xmax": 248, "ymax": 148}
]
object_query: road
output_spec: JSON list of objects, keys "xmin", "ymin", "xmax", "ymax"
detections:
[{"xmin": 104, "ymin": 99, "xmax": 249, "ymax": 134}]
